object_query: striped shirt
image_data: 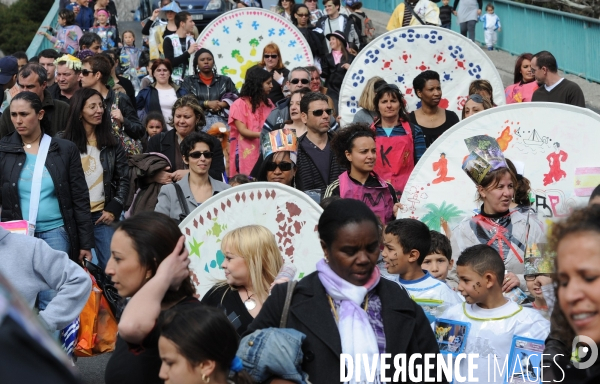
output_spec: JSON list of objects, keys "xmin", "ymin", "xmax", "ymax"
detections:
[{"xmin": 374, "ymin": 124, "xmax": 427, "ymax": 164}]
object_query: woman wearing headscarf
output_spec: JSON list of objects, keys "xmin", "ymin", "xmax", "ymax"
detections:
[{"xmin": 181, "ymin": 48, "xmax": 239, "ymax": 128}]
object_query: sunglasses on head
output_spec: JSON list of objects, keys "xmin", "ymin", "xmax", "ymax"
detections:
[
  {"xmin": 188, "ymin": 151, "xmax": 214, "ymax": 159},
  {"xmin": 375, "ymin": 83, "xmax": 400, "ymax": 93},
  {"xmin": 310, "ymin": 108, "xmax": 333, "ymax": 116},
  {"xmin": 80, "ymin": 69, "xmax": 96, "ymax": 77},
  {"xmin": 264, "ymin": 54, "xmax": 278, "ymax": 59},
  {"xmin": 468, "ymin": 94, "xmax": 485, "ymax": 103},
  {"xmin": 290, "ymin": 78, "xmax": 309, "ymax": 84},
  {"xmin": 266, "ymin": 161, "xmax": 294, "ymax": 172}
]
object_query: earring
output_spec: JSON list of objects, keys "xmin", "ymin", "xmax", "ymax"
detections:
[
  {"xmin": 201, "ymin": 374, "xmax": 210, "ymax": 383},
  {"xmin": 324, "ymin": 257, "xmax": 329, "ymax": 264}
]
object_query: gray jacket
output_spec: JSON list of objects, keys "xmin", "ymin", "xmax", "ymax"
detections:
[
  {"xmin": 154, "ymin": 174, "xmax": 230, "ymax": 221},
  {"xmin": 0, "ymin": 228, "xmax": 91, "ymax": 332}
]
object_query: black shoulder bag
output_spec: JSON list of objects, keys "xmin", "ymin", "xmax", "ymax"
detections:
[
  {"xmin": 173, "ymin": 182, "xmax": 191, "ymax": 223},
  {"xmin": 405, "ymin": 2, "xmax": 435, "ymax": 26}
]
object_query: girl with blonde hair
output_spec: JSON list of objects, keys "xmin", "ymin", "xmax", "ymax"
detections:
[
  {"xmin": 353, "ymin": 76, "xmax": 385, "ymax": 124},
  {"xmin": 201, "ymin": 225, "xmax": 284, "ymax": 335}
]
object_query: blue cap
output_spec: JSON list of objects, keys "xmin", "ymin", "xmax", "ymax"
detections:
[
  {"xmin": 345, "ymin": 0, "xmax": 360, "ymax": 6},
  {"xmin": 0, "ymin": 56, "xmax": 18, "ymax": 85}
]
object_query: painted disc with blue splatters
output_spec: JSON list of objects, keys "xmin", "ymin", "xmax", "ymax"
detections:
[
  {"xmin": 338, "ymin": 26, "xmax": 505, "ymax": 125},
  {"xmin": 195, "ymin": 8, "xmax": 313, "ymax": 90}
]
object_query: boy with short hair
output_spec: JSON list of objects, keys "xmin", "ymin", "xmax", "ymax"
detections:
[
  {"xmin": 422, "ymin": 230, "xmax": 454, "ymax": 282},
  {"xmin": 382, "ymin": 219, "xmax": 462, "ymax": 322},
  {"xmin": 439, "ymin": 0, "xmax": 452, "ymax": 29},
  {"xmin": 479, "ymin": 3, "xmax": 501, "ymax": 51},
  {"xmin": 438, "ymin": 244, "xmax": 549, "ymax": 382}
]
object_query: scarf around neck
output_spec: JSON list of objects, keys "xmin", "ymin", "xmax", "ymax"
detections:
[{"xmin": 316, "ymin": 258, "xmax": 381, "ymax": 383}]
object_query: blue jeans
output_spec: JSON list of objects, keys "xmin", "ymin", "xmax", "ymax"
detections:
[{"xmin": 91, "ymin": 211, "xmax": 116, "ymax": 270}]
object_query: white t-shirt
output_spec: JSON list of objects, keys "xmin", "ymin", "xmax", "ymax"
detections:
[
  {"xmin": 157, "ymin": 87, "xmax": 178, "ymax": 130},
  {"xmin": 81, "ymin": 144, "xmax": 104, "ymax": 212},
  {"xmin": 545, "ymin": 77, "xmax": 564, "ymax": 92}
]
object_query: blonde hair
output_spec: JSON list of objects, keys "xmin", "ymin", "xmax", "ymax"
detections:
[
  {"xmin": 358, "ymin": 76, "xmax": 384, "ymax": 111},
  {"xmin": 220, "ymin": 225, "xmax": 284, "ymax": 303}
]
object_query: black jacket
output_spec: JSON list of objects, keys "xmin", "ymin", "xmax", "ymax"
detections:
[
  {"xmin": 135, "ymin": 84, "xmax": 188, "ymax": 117},
  {"xmin": 104, "ymin": 88, "xmax": 145, "ymax": 141},
  {"xmin": 321, "ymin": 52, "xmax": 355, "ymax": 101},
  {"xmin": 295, "ymin": 132, "xmax": 343, "ymax": 194},
  {"xmin": 245, "ymin": 272, "xmax": 444, "ymax": 384},
  {"xmin": 181, "ymin": 73, "xmax": 238, "ymax": 104},
  {"xmin": 266, "ymin": 67, "xmax": 290, "ymax": 105},
  {"xmin": 0, "ymin": 133, "xmax": 94, "ymax": 260},
  {"xmin": 145, "ymin": 129, "xmax": 225, "ymax": 181},
  {"xmin": 297, "ymin": 26, "xmax": 328, "ymax": 61}
]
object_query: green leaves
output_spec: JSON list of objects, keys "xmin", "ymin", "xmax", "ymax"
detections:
[{"xmin": 0, "ymin": 0, "xmax": 53, "ymax": 54}]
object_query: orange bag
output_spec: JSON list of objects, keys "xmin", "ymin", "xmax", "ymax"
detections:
[{"xmin": 75, "ymin": 273, "xmax": 118, "ymax": 357}]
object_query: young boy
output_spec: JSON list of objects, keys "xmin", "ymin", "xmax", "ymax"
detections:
[
  {"xmin": 438, "ymin": 244, "xmax": 550, "ymax": 382},
  {"xmin": 479, "ymin": 4, "xmax": 501, "ymax": 51},
  {"xmin": 439, "ymin": 0, "xmax": 453, "ymax": 29},
  {"xmin": 422, "ymin": 230, "xmax": 454, "ymax": 282},
  {"xmin": 382, "ymin": 219, "xmax": 462, "ymax": 322}
]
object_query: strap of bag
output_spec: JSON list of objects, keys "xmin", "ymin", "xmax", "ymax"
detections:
[
  {"xmin": 173, "ymin": 182, "xmax": 190, "ymax": 220},
  {"xmin": 28, "ymin": 134, "xmax": 52, "ymax": 236},
  {"xmin": 279, "ymin": 280, "xmax": 298, "ymax": 328},
  {"xmin": 405, "ymin": 2, "xmax": 427, "ymax": 26}
]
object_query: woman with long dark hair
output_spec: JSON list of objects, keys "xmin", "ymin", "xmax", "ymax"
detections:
[
  {"xmin": 320, "ymin": 30, "xmax": 355, "ymax": 110},
  {"xmin": 290, "ymin": 4, "xmax": 327, "ymax": 65},
  {"xmin": 228, "ymin": 65, "xmax": 274, "ymax": 176},
  {"xmin": 104, "ymin": 211, "xmax": 198, "ymax": 384},
  {"xmin": 61, "ymin": 88, "xmax": 129, "ymax": 269},
  {"xmin": 505, "ymin": 53, "xmax": 539, "ymax": 104}
]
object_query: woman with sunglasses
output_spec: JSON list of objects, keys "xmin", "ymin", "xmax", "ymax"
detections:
[
  {"xmin": 324, "ymin": 123, "xmax": 399, "ymax": 224},
  {"xmin": 228, "ymin": 66, "xmax": 274, "ymax": 177},
  {"xmin": 277, "ymin": 0, "xmax": 296, "ymax": 21},
  {"xmin": 155, "ymin": 132, "xmax": 230, "ymax": 222},
  {"xmin": 259, "ymin": 43, "xmax": 290, "ymax": 104},
  {"xmin": 291, "ymin": 4, "xmax": 327, "ymax": 65},
  {"xmin": 61, "ymin": 88, "xmax": 129, "ymax": 269},
  {"xmin": 256, "ymin": 127, "xmax": 298, "ymax": 186},
  {"xmin": 321, "ymin": 30, "xmax": 355, "ymax": 110},
  {"xmin": 462, "ymin": 93, "xmax": 493, "ymax": 119}
]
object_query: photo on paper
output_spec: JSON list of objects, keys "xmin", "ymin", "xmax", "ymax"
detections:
[
  {"xmin": 434, "ymin": 319, "xmax": 470, "ymax": 356},
  {"xmin": 462, "ymin": 152, "xmax": 492, "ymax": 184},
  {"xmin": 464, "ymin": 135, "xmax": 507, "ymax": 170},
  {"xmin": 505, "ymin": 336, "xmax": 545, "ymax": 384}
]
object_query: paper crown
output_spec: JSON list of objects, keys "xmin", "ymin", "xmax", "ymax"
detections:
[
  {"xmin": 461, "ymin": 135, "xmax": 508, "ymax": 185},
  {"xmin": 261, "ymin": 128, "xmax": 298, "ymax": 163},
  {"xmin": 524, "ymin": 243, "xmax": 555, "ymax": 275},
  {"xmin": 54, "ymin": 54, "xmax": 82, "ymax": 71},
  {"xmin": 159, "ymin": 2, "xmax": 182, "ymax": 19}
]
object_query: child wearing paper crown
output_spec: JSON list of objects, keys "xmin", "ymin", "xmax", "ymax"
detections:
[
  {"xmin": 382, "ymin": 219, "xmax": 462, "ymax": 323},
  {"xmin": 437, "ymin": 244, "xmax": 550, "ymax": 383}
]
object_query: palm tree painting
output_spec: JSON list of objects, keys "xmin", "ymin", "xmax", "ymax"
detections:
[{"xmin": 420, "ymin": 202, "xmax": 464, "ymax": 237}]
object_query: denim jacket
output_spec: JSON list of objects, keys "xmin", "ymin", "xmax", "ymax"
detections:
[{"xmin": 237, "ymin": 328, "xmax": 309, "ymax": 384}]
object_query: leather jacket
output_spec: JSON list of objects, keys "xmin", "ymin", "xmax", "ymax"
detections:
[
  {"xmin": 181, "ymin": 74, "xmax": 238, "ymax": 104},
  {"xmin": 104, "ymin": 88, "xmax": 145, "ymax": 141},
  {"xmin": 0, "ymin": 132, "xmax": 95, "ymax": 261}
]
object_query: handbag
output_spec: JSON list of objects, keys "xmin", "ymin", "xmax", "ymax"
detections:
[
  {"xmin": 173, "ymin": 182, "xmax": 191, "ymax": 223},
  {"xmin": 280, "ymin": 280, "xmax": 298, "ymax": 328},
  {"xmin": 84, "ymin": 259, "xmax": 126, "ymax": 320},
  {"xmin": 111, "ymin": 92, "xmax": 143, "ymax": 157}
]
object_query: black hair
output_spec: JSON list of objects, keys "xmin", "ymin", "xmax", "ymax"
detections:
[
  {"xmin": 193, "ymin": 48, "xmax": 217, "ymax": 76},
  {"xmin": 58, "ymin": 9, "xmax": 76, "ymax": 26},
  {"xmin": 144, "ymin": 111, "xmax": 167, "ymax": 131},
  {"xmin": 300, "ymin": 91, "xmax": 329, "ymax": 114},
  {"xmin": 29, "ymin": 56, "xmax": 39, "ymax": 63},
  {"xmin": 533, "ymin": 51, "xmax": 558, "ymax": 73},
  {"xmin": 412, "ymin": 70, "xmax": 440, "ymax": 93},
  {"xmin": 114, "ymin": 212, "xmax": 196, "ymax": 303},
  {"xmin": 10, "ymin": 91, "xmax": 52, "ymax": 134},
  {"xmin": 240, "ymin": 65, "xmax": 272, "ymax": 113},
  {"xmin": 318, "ymin": 198, "xmax": 380, "ymax": 249},
  {"xmin": 11, "ymin": 51, "xmax": 28, "ymax": 61},
  {"xmin": 290, "ymin": 3, "xmax": 309, "ymax": 26},
  {"xmin": 18, "ymin": 63, "xmax": 47, "ymax": 84},
  {"xmin": 175, "ymin": 11, "xmax": 192, "ymax": 28},
  {"xmin": 79, "ymin": 32, "xmax": 102, "ymax": 50},
  {"xmin": 105, "ymin": 48, "xmax": 121, "ymax": 66},
  {"xmin": 456, "ymin": 244, "xmax": 505, "ymax": 283},
  {"xmin": 139, "ymin": 50, "xmax": 150, "ymax": 68},
  {"xmin": 320, "ymin": 196, "xmax": 341, "ymax": 210},
  {"xmin": 257, "ymin": 151, "xmax": 297, "ymax": 182},
  {"xmin": 590, "ymin": 185, "xmax": 600, "ymax": 203},
  {"xmin": 83, "ymin": 55, "xmax": 112, "ymax": 85},
  {"xmin": 38, "ymin": 49, "xmax": 60, "ymax": 61},
  {"xmin": 428, "ymin": 230, "xmax": 452, "ymax": 261},
  {"xmin": 505, "ymin": 158, "xmax": 531, "ymax": 207},
  {"xmin": 63, "ymin": 88, "xmax": 118, "ymax": 153},
  {"xmin": 347, "ymin": 1, "xmax": 363, "ymax": 10},
  {"xmin": 373, "ymin": 84, "xmax": 410, "ymax": 122},
  {"xmin": 384, "ymin": 219, "xmax": 431, "ymax": 265},
  {"xmin": 180, "ymin": 131, "xmax": 215, "ymax": 158},
  {"xmin": 330, "ymin": 122, "xmax": 375, "ymax": 169},
  {"xmin": 323, "ymin": 0, "xmax": 340, "ymax": 7},
  {"xmin": 159, "ymin": 305, "xmax": 253, "ymax": 384},
  {"xmin": 229, "ymin": 174, "xmax": 251, "ymax": 185}
]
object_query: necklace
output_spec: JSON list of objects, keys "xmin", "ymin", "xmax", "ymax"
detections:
[
  {"xmin": 327, "ymin": 294, "xmax": 369, "ymax": 323},
  {"xmin": 22, "ymin": 132, "xmax": 43, "ymax": 149},
  {"xmin": 243, "ymin": 287, "xmax": 257, "ymax": 311}
]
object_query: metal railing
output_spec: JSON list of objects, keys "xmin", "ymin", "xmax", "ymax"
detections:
[
  {"xmin": 25, "ymin": 0, "xmax": 60, "ymax": 58},
  {"xmin": 362, "ymin": 0, "xmax": 600, "ymax": 83}
]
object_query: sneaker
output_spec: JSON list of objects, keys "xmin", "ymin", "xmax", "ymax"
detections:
[{"xmin": 487, "ymin": 47, "xmax": 492, "ymax": 51}]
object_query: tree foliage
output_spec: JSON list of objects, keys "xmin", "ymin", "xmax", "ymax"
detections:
[
  {"xmin": 0, "ymin": 0, "xmax": 54, "ymax": 54},
  {"xmin": 516, "ymin": 0, "xmax": 600, "ymax": 19}
]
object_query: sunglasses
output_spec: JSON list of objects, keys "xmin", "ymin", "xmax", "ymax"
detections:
[
  {"xmin": 296, "ymin": 13, "xmax": 310, "ymax": 17},
  {"xmin": 305, "ymin": 0, "xmax": 317, "ymax": 2},
  {"xmin": 524, "ymin": 273, "xmax": 553, "ymax": 281},
  {"xmin": 80, "ymin": 69, "xmax": 97, "ymax": 77},
  {"xmin": 290, "ymin": 78, "xmax": 309, "ymax": 84},
  {"xmin": 188, "ymin": 151, "xmax": 214, "ymax": 159},
  {"xmin": 266, "ymin": 161, "xmax": 294, "ymax": 172},
  {"xmin": 264, "ymin": 54, "xmax": 278, "ymax": 59},
  {"xmin": 310, "ymin": 108, "xmax": 333, "ymax": 116}
]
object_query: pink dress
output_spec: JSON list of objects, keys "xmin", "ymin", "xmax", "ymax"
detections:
[
  {"xmin": 505, "ymin": 81, "xmax": 539, "ymax": 104},
  {"xmin": 228, "ymin": 97, "xmax": 274, "ymax": 176}
]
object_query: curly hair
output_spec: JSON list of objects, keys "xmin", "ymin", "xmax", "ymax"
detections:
[
  {"xmin": 240, "ymin": 65, "xmax": 272, "ymax": 113},
  {"xmin": 330, "ymin": 123, "xmax": 375, "ymax": 169},
  {"xmin": 170, "ymin": 94, "xmax": 206, "ymax": 129}
]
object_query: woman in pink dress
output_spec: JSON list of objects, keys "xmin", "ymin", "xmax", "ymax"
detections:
[
  {"xmin": 228, "ymin": 66, "xmax": 274, "ymax": 176},
  {"xmin": 505, "ymin": 53, "xmax": 539, "ymax": 104}
]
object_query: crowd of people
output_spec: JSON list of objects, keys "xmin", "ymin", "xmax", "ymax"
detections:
[{"xmin": 0, "ymin": 0, "xmax": 596, "ymax": 384}]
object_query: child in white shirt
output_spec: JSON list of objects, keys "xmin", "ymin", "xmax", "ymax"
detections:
[{"xmin": 480, "ymin": 4, "xmax": 501, "ymax": 51}]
